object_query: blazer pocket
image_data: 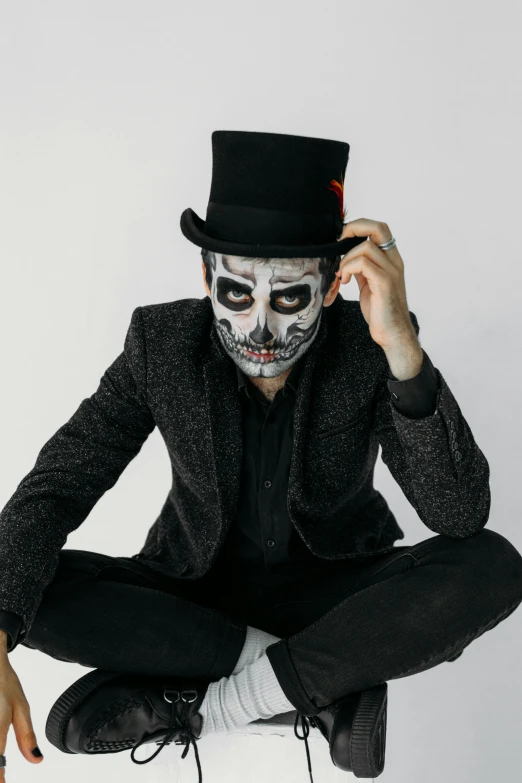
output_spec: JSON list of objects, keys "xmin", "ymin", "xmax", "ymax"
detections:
[{"xmin": 317, "ymin": 406, "xmax": 371, "ymax": 439}]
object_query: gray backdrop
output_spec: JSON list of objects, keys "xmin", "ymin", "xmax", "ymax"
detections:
[{"xmin": 0, "ymin": 1, "xmax": 520, "ymax": 780}]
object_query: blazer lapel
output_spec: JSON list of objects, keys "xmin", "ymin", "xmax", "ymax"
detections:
[
  {"xmin": 202, "ymin": 322, "xmax": 243, "ymax": 546},
  {"xmin": 288, "ymin": 306, "xmax": 329, "ymax": 503}
]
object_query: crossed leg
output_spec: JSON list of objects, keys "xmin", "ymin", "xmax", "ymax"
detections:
[
  {"xmin": 265, "ymin": 527, "xmax": 522, "ymax": 715},
  {"xmin": 23, "ymin": 528, "xmax": 522, "ymax": 720},
  {"xmin": 22, "ymin": 549, "xmax": 248, "ymax": 680}
]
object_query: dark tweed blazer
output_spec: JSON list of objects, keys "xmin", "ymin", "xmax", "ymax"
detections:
[{"xmin": 0, "ymin": 293, "xmax": 490, "ymax": 638}]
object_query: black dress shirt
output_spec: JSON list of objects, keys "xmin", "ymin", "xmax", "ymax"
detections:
[
  {"xmin": 206, "ymin": 347, "xmax": 439, "ymax": 589},
  {"xmin": 0, "ymin": 348, "xmax": 439, "ymax": 652}
]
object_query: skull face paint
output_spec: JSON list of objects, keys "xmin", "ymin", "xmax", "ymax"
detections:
[{"xmin": 206, "ymin": 253, "xmax": 328, "ymax": 378}]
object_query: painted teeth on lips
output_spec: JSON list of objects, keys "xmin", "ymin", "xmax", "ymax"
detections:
[
  {"xmin": 242, "ymin": 347, "xmax": 278, "ymax": 361},
  {"xmin": 221, "ymin": 328, "xmax": 295, "ymax": 360}
]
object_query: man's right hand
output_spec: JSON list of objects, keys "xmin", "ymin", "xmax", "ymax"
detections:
[{"xmin": 0, "ymin": 630, "xmax": 43, "ymax": 779}]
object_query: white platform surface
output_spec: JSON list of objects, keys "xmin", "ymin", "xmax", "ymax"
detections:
[{"xmin": 137, "ymin": 712, "xmax": 375, "ymax": 782}]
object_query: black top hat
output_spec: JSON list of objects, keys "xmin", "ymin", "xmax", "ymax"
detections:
[{"xmin": 180, "ymin": 130, "xmax": 367, "ymax": 258}]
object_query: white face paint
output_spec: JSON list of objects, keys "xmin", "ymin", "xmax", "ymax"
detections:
[{"xmin": 206, "ymin": 253, "xmax": 329, "ymax": 378}]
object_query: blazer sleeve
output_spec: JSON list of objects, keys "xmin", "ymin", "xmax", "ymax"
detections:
[
  {"xmin": 387, "ymin": 348, "xmax": 439, "ymax": 419},
  {"xmin": 0, "ymin": 306, "xmax": 156, "ymax": 650},
  {"xmin": 371, "ymin": 311, "xmax": 491, "ymax": 538},
  {"xmin": 0, "ymin": 610, "xmax": 24, "ymax": 654}
]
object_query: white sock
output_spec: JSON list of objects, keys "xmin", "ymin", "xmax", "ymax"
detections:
[
  {"xmin": 197, "ymin": 651, "xmax": 294, "ymax": 737},
  {"xmin": 232, "ymin": 625, "xmax": 281, "ymax": 675}
]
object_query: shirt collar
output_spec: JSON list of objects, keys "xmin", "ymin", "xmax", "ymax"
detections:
[{"xmin": 235, "ymin": 355, "xmax": 304, "ymax": 399}]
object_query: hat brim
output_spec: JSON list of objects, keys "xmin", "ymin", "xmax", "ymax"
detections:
[{"xmin": 180, "ymin": 208, "xmax": 367, "ymax": 258}]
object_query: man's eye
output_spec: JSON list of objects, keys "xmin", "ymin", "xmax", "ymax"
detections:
[
  {"xmin": 279, "ymin": 295, "xmax": 300, "ymax": 307},
  {"xmin": 227, "ymin": 290, "xmax": 250, "ymax": 302}
]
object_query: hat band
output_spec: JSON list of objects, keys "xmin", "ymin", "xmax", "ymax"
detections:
[{"xmin": 204, "ymin": 201, "xmax": 342, "ymax": 246}]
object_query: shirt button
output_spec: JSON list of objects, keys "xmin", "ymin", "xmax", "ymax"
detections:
[
  {"xmin": 264, "ymin": 479, "xmax": 272, "ymax": 488},
  {"xmin": 267, "ymin": 539, "xmax": 275, "ymax": 548}
]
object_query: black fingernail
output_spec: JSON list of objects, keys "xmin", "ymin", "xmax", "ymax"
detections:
[{"xmin": 31, "ymin": 746, "xmax": 43, "ymax": 757}]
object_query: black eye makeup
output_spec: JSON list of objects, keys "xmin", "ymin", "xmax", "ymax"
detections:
[
  {"xmin": 271, "ymin": 284, "xmax": 312, "ymax": 314},
  {"xmin": 216, "ymin": 277, "xmax": 253, "ymax": 312},
  {"xmin": 216, "ymin": 277, "xmax": 312, "ymax": 314}
]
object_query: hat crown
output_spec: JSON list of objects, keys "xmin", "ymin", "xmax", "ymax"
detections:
[
  {"xmin": 208, "ymin": 130, "xmax": 349, "ymax": 216},
  {"xmin": 179, "ymin": 129, "xmax": 365, "ymax": 258}
]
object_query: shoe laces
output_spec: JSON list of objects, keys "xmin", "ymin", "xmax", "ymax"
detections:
[
  {"xmin": 294, "ymin": 712, "xmax": 317, "ymax": 783},
  {"xmin": 129, "ymin": 687, "xmax": 203, "ymax": 783}
]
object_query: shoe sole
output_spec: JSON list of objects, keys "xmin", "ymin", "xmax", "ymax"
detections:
[
  {"xmin": 339, "ymin": 682, "xmax": 387, "ymax": 778},
  {"xmin": 45, "ymin": 668, "xmax": 126, "ymax": 754}
]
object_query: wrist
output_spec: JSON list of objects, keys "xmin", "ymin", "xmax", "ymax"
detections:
[{"xmin": 383, "ymin": 340, "xmax": 424, "ymax": 381}]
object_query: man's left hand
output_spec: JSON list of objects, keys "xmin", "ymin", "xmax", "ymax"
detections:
[{"xmin": 336, "ymin": 218, "xmax": 419, "ymax": 354}]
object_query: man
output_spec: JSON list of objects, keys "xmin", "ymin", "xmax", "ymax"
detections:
[{"xmin": 1, "ymin": 131, "xmax": 521, "ymax": 783}]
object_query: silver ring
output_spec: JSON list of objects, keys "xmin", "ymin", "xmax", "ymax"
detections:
[
  {"xmin": 0, "ymin": 754, "xmax": 6, "ymax": 767},
  {"xmin": 378, "ymin": 236, "xmax": 396, "ymax": 251}
]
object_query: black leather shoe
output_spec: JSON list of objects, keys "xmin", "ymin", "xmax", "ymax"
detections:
[
  {"xmin": 295, "ymin": 682, "xmax": 387, "ymax": 780},
  {"xmin": 45, "ymin": 668, "xmax": 210, "ymax": 781}
]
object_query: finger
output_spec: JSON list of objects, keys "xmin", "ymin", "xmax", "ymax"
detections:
[
  {"xmin": 336, "ymin": 243, "xmax": 401, "ymax": 285},
  {"xmin": 338, "ymin": 219, "xmax": 402, "ymax": 266},
  {"xmin": 338, "ymin": 218, "xmax": 391, "ymax": 244},
  {"xmin": 335, "ymin": 256, "xmax": 389, "ymax": 291},
  {"xmin": 0, "ymin": 719, "xmax": 8, "ymax": 781},
  {"xmin": 11, "ymin": 701, "xmax": 43, "ymax": 764},
  {"xmin": 336, "ymin": 239, "xmax": 396, "ymax": 275}
]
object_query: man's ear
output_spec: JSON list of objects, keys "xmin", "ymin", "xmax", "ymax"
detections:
[
  {"xmin": 202, "ymin": 260, "xmax": 211, "ymax": 296},
  {"xmin": 322, "ymin": 274, "xmax": 341, "ymax": 307}
]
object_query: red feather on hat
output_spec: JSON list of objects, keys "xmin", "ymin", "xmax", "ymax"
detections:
[{"xmin": 328, "ymin": 173, "xmax": 345, "ymax": 220}]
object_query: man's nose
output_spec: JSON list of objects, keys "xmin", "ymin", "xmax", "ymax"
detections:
[{"xmin": 249, "ymin": 317, "xmax": 274, "ymax": 346}]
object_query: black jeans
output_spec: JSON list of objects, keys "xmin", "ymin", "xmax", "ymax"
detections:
[{"xmin": 22, "ymin": 527, "xmax": 522, "ymax": 717}]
